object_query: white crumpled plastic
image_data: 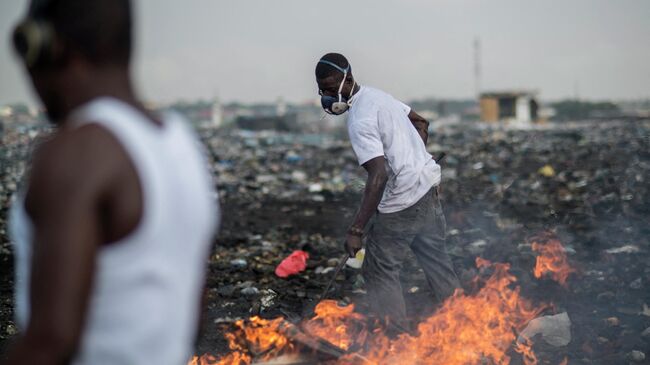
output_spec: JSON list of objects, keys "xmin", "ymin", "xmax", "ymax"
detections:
[{"xmin": 517, "ymin": 312, "xmax": 571, "ymax": 347}]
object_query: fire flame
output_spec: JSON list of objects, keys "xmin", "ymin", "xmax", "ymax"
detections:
[
  {"xmin": 189, "ymin": 316, "xmax": 294, "ymax": 365},
  {"xmin": 531, "ymin": 238, "xmax": 575, "ymax": 287},
  {"xmin": 189, "ymin": 258, "xmax": 548, "ymax": 365},
  {"xmin": 302, "ymin": 300, "xmax": 367, "ymax": 351}
]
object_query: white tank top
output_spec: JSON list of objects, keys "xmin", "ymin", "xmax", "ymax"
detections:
[{"xmin": 9, "ymin": 97, "xmax": 219, "ymax": 365}]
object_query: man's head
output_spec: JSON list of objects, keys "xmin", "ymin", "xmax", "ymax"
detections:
[
  {"xmin": 12, "ymin": 0, "xmax": 132, "ymax": 121},
  {"xmin": 315, "ymin": 53, "xmax": 356, "ymax": 115}
]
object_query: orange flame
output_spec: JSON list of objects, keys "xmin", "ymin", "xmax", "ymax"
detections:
[
  {"xmin": 189, "ymin": 258, "xmax": 547, "ymax": 365},
  {"xmin": 189, "ymin": 316, "xmax": 294, "ymax": 365},
  {"xmin": 532, "ymin": 239, "xmax": 575, "ymax": 287},
  {"xmin": 302, "ymin": 300, "xmax": 367, "ymax": 351}
]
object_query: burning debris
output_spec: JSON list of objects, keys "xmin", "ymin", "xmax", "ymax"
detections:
[
  {"xmin": 189, "ymin": 256, "xmax": 565, "ymax": 365},
  {"xmin": 531, "ymin": 236, "xmax": 576, "ymax": 288}
]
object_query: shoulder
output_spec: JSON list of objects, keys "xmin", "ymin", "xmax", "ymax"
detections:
[
  {"xmin": 27, "ymin": 123, "xmax": 127, "ymax": 209},
  {"xmin": 349, "ymin": 88, "xmax": 379, "ymax": 121},
  {"xmin": 34, "ymin": 123, "xmax": 123, "ymax": 173},
  {"xmin": 361, "ymin": 86, "xmax": 393, "ymax": 102},
  {"xmin": 352, "ymin": 87, "xmax": 399, "ymax": 114}
]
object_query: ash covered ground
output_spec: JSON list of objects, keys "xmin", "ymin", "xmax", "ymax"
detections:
[{"xmin": 1, "ymin": 120, "xmax": 649, "ymax": 364}]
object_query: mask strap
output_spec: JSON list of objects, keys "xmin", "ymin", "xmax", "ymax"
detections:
[
  {"xmin": 347, "ymin": 79, "xmax": 356, "ymax": 103},
  {"xmin": 336, "ymin": 70, "xmax": 347, "ymax": 103},
  {"xmin": 318, "ymin": 59, "xmax": 350, "ymax": 74}
]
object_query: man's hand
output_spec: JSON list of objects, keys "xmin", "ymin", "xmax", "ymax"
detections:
[
  {"xmin": 345, "ymin": 234, "xmax": 363, "ymax": 257},
  {"xmin": 344, "ymin": 156, "xmax": 387, "ymax": 257}
]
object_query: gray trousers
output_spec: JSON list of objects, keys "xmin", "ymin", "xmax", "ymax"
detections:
[{"xmin": 362, "ymin": 187, "xmax": 460, "ymax": 332}]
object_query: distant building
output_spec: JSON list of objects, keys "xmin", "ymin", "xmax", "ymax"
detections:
[
  {"xmin": 479, "ymin": 91, "xmax": 539, "ymax": 123},
  {"xmin": 235, "ymin": 113, "xmax": 298, "ymax": 131}
]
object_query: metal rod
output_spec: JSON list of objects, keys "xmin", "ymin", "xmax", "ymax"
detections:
[{"xmin": 317, "ymin": 252, "xmax": 350, "ymax": 303}]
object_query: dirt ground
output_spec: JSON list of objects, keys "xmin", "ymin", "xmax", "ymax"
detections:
[{"xmin": 1, "ymin": 120, "xmax": 649, "ymax": 364}]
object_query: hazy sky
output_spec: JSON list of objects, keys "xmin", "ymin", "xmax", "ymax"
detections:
[{"xmin": 1, "ymin": 0, "xmax": 649, "ymax": 106}]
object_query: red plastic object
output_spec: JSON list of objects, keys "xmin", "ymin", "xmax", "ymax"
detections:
[{"xmin": 275, "ymin": 250, "xmax": 310, "ymax": 278}]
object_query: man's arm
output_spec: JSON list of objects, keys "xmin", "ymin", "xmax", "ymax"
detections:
[
  {"xmin": 345, "ymin": 156, "xmax": 388, "ymax": 256},
  {"xmin": 2, "ymin": 128, "xmax": 108, "ymax": 365},
  {"xmin": 407, "ymin": 110, "xmax": 429, "ymax": 145}
]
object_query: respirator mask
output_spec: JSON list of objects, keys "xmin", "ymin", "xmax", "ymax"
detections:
[{"xmin": 318, "ymin": 59, "xmax": 356, "ymax": 115}]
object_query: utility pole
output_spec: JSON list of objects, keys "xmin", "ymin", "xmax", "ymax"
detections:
[{"xmin": 474, "ymin": 37, "xmax": 481, "ymax": 99}]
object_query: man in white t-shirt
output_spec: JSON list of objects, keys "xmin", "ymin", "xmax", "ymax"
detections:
[{"xmin": 315, "ymin": 53, "xmax": 460, "ymax": 333}]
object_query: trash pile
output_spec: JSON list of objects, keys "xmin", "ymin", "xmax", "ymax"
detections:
[
  {"xmin": 0, "ymin": 125, "xmax": 50, "ymax": 352},
  {"xmin": 201, "ymin": 129, "xmax": 366, "ymax": 203},
  {"xmin": 1, "ymin": 119, "xmax": 649, "ymax": 364}
]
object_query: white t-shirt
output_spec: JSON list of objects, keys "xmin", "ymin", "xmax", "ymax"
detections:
[{"xmin": 346, "ymin": 86, "xmax": 441, "ymax": 213}]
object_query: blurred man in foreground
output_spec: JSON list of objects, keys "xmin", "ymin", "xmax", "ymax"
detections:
[
  {"xmin": 315, "ymin": 53, "xmax": 460, "ymax": 334},
  {"xmin": 3, "ymin": 0, "xmax": 219, "ymax": 364}
]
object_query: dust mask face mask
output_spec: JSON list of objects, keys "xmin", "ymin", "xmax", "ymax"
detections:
[{"xmin": 318, "ymin": 60, "xmax": 356, "ymax": 115}]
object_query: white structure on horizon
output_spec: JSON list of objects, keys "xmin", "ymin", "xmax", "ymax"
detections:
[
  {"xmin": 211, "ymin": 97, "xmax": 223, "ymax": 128},
  {"xmin": 276, "ymin": 97, "xmax": 287, "ymax": 117},
  {"xmin": 515, "ymin": 95, "xmax": 533, "ymax": 123}
]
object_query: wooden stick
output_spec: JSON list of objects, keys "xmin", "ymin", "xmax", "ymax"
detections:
[{"xmin": 276, "ymin": 320, "xmax": 346, "ymax": 359}]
